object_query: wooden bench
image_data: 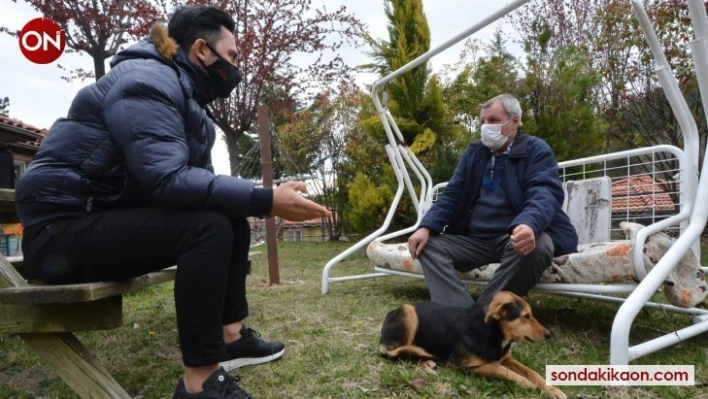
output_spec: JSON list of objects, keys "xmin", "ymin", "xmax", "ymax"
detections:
[{"xmin": 0, "ymin": 189, "xmax": 259, "ymax": 398}]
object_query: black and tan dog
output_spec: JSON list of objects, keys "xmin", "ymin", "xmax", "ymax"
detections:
[{"xmin": 378, "ymin": 291, "xmax": 566, "ymax": 399}]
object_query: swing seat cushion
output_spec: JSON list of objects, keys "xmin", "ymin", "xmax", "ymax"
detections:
[{"xmin": 367, "ymin": 222, "xmax": 708, "ymax": 308}]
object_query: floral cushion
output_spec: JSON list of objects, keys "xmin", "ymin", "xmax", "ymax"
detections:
[{"xmin": 367, "ymin": 222, "xmax": 708, "ymax": 308}]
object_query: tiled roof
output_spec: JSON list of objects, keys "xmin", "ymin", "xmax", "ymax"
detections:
[
  {"xmin": 0, "ymin": 114, "xmax": 48, "ymax": 135},
  {"xmin": 248, "ymin": 212, "xmax": 331, "ymax": 227},
  {"xmin": 611, "ymin": 175, "xmax": 676, "ymax": 213},
  {"xmin": 247, "ymin": 216, "xmax": 325, "ymax": 227},
  {"xmin": 0, "ymin": 114, "xmax": 46, "ymax": 147},
  {"xmin": 283, "ymin": 216, "xmax": 326, "ymax": 226}
]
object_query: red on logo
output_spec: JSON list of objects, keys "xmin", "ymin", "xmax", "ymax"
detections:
[{"xmin": 19, "ymin": 17, "xmax": 66, "ymax": 64}]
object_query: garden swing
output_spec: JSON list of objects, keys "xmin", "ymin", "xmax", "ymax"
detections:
[{"xmin": 321, "ymin": 0, "xmax": 708, "ymax": 366}]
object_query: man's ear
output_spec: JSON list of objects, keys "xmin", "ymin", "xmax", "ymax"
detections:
[{"xmin": 192, "ymin": 38, "xmax": 209, "ymax": 63}]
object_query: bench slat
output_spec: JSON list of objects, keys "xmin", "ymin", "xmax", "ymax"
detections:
[
  {"xmin": 0, "ymin": 296, "xmax": 122, "ymax": 333},
  {"xmin": 0, "ymin": 268, "xmax": 176, "ymax": 305}
]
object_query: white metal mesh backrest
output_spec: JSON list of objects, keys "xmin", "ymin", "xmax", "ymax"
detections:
[{"xmin": 557, "ymin": 146, "xmax": 684, "ymax": 239}]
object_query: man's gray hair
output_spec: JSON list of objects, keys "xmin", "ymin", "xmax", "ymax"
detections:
[{"xmin": 481, "ymin": 94, "xmax": 523, "ymax": 124}]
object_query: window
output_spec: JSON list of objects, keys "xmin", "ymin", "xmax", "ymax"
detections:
[
  {"xmin": 286, "ymin": 230, "xmax": 303, "ymax": 242},
  {"xmin": 14, "ymin": 161, "xmax": 25, "ymax": 179}
]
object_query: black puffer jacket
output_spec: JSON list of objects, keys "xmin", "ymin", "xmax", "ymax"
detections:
[{"xmin": 15, "ymin": 24, "xmax": 271, "ymax": 227}]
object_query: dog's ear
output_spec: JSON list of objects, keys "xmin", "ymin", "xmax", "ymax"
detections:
[
  {"xmin": 485, "ymin": 301, "xmax": 521, "ymax": 323},
  {"xmin": 485, "ymin": 300, "xmax": 506, "ymax": 323},
  {"xmin": 485, "ymin": 292, "xmax": 525, "ymax": 323}
]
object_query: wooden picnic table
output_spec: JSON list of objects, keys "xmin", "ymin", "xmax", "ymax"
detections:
[{"xmin": 0, "ymin": 188, "xmax": 175, "ymax": 398}]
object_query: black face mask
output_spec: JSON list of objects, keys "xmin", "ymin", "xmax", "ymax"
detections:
[{"xmin": 198, "ymin": 43, "xmax": 242, "ymax": 101}]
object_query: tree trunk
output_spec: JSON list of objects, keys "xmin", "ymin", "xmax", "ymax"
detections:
[
  {"xmin": 93, "ymin": 56, "xmax": 106, "ymax": 81},
  {"xmin": 219, "ymin": 123, "xmax": 248, "ymax": 177},
  {"xmin": 224, "ymin": 133, "xmax": 241, "ymax": 177}
]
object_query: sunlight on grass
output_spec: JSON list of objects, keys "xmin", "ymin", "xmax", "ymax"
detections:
[{"xmin": 0, "ymin": 240, "xmax": 707, "ymax": 398}]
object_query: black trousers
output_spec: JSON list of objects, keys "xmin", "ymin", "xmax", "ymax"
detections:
[{"xmin": 21, "ymin": 208, "xmax": 251, "ymax": 367}]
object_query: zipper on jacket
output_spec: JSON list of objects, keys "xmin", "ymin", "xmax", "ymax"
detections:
[{"xmin": 86, "ymin": 196, "xmax": 94, "ymax": 212}]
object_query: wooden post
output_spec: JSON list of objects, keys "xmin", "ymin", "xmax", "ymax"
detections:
[{"xmin": 257, "ymin": 105, "xmax": 280, "ymax": 285}]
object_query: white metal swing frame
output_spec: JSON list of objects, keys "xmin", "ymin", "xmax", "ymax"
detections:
[{"xmin": 321, "ymin": 0, "xmax": 708, "ymax": 366}]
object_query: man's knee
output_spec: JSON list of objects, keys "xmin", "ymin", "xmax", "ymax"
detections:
[
  {"xmin": 418, "ymin": 235, "xmax": 448, "ymax": 263},
  {"xmin": 504, "ymin": 233, "xmax": 553, "ymax": 265},
  {"xmin": 190, "ymin": 210, "xmax": 234, "ymax": 245},
  {"xmin": 230, "ymin": 218, "xmax": 251, "ymax": 238},
  {"xmin": 534, "ymin": 233, "xmax": 554, "ymax": 260},
  {"xmin": 521, "ymin": 233, "xmax": 554, "ymax": 268},
  {"xmin": 421, "ymin": 234, "xmax": 452, "ymax": 253}
]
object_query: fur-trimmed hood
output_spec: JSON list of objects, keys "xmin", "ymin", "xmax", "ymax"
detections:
[
  {"xmin": 149, "ymin": 22, "xmax": 179, "ymax": 61},
  {"xmin": 110, "ymin": 22, "xmax": 180, "ymax": 68}
]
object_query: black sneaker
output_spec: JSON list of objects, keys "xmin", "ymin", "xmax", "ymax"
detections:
[
  {"xmin": 220, "ymin": 327, "xmax": 285, "ymax": 371},
  {"xmin": 173, "ymin": 367, "xmax": 252, "ymax": 399}
]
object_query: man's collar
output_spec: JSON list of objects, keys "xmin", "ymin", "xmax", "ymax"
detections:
[
  {"xmin": 503, "ymin": 141, "xmax": 514, "ymax": 154},
  {"xmin": 493, "ymin": 139, "xmax": 515, "ymax": 156}
]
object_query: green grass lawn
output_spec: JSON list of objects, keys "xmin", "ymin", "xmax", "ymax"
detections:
[{"xmin": 1, "ymin": 240, "xmax": 707, "ymax": 398}]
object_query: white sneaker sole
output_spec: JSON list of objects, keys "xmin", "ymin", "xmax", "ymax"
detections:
[{"xmin": 219, "ymin": 349, "xmax": 285, "ymax": 372}]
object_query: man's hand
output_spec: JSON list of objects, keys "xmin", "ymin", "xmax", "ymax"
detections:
[
  {"xmin": 270, "ymin": 181, "xmax": 332, "ymax": 221},
  {"xmin": 408, "ymin": 227, "xmax": 430, "ymax": 260},
  {"xmin": 510, "ymin": 224, "xmax": 535, "ymax": 256}
]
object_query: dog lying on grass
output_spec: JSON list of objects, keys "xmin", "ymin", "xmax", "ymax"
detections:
[{"xmin": 378, "ymin": 291, "xmax": 566, "ymax": 399}]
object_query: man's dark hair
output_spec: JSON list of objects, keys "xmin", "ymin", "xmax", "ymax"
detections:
[{"xmin": 168, "ymin": 6, "xmax": 236, "ymax": 53}]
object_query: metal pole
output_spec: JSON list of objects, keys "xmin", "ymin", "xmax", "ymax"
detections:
[
  {"xmin": 258, "ymin": 105, "xmax": 280, "ymax": 285},
  {"xmin": 632, "ymin": 0, "xmax": 699, "ymax": 258}
]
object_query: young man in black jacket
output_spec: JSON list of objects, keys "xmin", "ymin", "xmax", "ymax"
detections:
[{"xmin": 16, "ymin": 6, "xmax": 330, "ymax": 399}]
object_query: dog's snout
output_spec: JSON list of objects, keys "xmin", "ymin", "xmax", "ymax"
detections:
[{"xmin": 544, "ymin": 330, "xmax": 552, "ymax": 340}]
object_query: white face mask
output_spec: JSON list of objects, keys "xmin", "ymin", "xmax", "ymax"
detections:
[{"xmin": 481, "ymin": 119, "xmax": 511, "ymax": 151}]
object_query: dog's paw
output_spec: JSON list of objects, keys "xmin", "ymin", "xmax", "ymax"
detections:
[
  {"xmin": 546, "ymin": 387, "xmax": 567, "ymax": 399},
  {"xmin": 417, "ymin": 359, "xmax": 437, "ymax": 373}
]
